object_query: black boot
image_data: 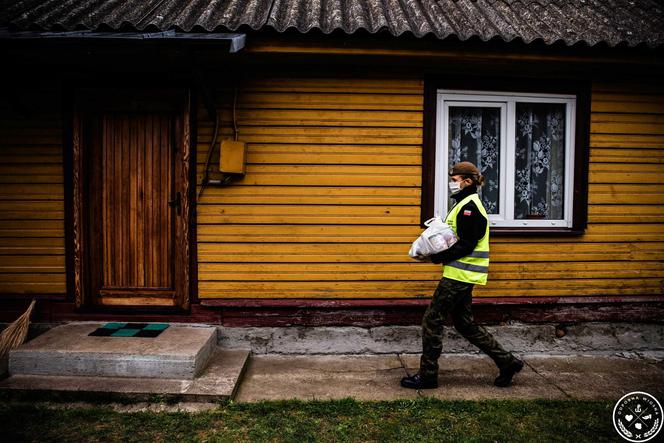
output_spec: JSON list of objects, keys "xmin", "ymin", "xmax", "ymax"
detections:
[
  {"xmin": 400, "ymin": 372, "xmax": 438, "ymax": 389},
  {"xmin": 494, "ymin": 358, "xmax": 524, "ymax": 387}
]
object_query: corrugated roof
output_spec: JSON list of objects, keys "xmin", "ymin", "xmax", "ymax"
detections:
[{"xmin": 2, "ymin": 0, "xmax": 663, "ymax": 48}]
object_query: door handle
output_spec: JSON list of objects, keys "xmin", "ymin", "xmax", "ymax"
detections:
[{"xmin": 168, "ymin": 192, "xmax": 181, "ymax": 215}]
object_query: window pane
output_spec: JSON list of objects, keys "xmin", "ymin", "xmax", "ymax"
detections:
[
  {"xmin": 448, "ymin": 106, "xmax": 500, "ymax": 214},
  {"xmin": 514, "ymin": 103, "xmax": 566, "ymax": 220}
]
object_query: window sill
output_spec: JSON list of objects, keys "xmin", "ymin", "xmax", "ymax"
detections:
[{"xmin": 490, "ymin": 227, "xmax": 585, "ymax": 236}]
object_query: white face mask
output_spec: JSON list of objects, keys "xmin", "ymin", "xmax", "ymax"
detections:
[{"xmin": 448, "ymin": 180, "xmax": 462, "ymax": 195}]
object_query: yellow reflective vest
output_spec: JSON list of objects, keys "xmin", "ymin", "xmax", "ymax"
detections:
[{"xmin": 443, "ymin": 193, "xmax": 490, "ymax": 285}]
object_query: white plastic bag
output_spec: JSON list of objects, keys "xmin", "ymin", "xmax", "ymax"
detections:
[{"xmin": 408, "ymin": 216, "xmax": 457, "ymax": 261}]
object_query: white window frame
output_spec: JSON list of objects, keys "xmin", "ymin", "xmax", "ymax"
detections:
[{"xmin": 434, "ymin": 90, "xmax": 576, "ymax": 229}]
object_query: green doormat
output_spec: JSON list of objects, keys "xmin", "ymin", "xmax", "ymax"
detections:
[{"xmin": 88, "ymin": 323, "xmax": 169, "ymax": 338}]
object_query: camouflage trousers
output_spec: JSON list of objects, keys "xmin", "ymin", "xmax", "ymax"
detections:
[{"xmin": 419, "ymin": 277, "xmax": 516, "ymax": 380}]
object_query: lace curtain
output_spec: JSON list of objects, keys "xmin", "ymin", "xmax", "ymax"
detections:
[
  {"xmin": 448, "ymin": 107, "xmax": 500, "ymax": 214},
  {"xmin": 514, "ymin": 103, "xmax": 566, "ymax": 219},
  {"xmin": 448, "ymin": 103, "xmax": 566, "ymax": 220}
]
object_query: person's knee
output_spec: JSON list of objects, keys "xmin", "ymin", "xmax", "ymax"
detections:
[{"xmin": 422, "ymin": 310, "xmax": 442, "ymax": 329}]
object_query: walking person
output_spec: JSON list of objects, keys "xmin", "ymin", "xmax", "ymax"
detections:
[{"xmin": 401, "ymin": 161, "xmax": 524, "ymax": 389}]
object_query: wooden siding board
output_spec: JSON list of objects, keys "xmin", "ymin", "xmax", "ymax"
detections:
[
  {"xmin": 198, "ymin": 261, "xmax": 664, "ymax": 281},
  {"xmin": 197, "ymin": 144, "xmax": 423, "ymax": 166}
]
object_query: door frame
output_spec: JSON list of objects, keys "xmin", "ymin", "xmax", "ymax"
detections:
[{"xmin": 68, "ymin": 85, "xmax": 195, "ymax": 311}]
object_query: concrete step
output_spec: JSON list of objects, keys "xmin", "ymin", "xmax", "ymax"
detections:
[
  {"xmin": 0, "ymin": 348, "xmax": 251, "ymax": 402},
  {"xmin": 9, "ymin": 322, "xmax": 216, "ymax": 379}
]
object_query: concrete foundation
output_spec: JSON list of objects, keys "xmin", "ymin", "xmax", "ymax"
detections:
[
  {"xmin": 9, "ymin": 323, "xmax": 217, "ymax": 379},
  {"xmin": 217, "ymin": 322, "xmax": 664, "ymax": 356},
  {"xmin": 3, "ymin": 320, "xmax": 664, "ymax": 404}
]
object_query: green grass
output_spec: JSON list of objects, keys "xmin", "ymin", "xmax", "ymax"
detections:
[{"xmin": 0, "ymin": 398, "xmax": 618, "ymax": 443}]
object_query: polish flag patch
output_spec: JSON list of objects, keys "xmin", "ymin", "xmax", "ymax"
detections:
[{"xmin": 463, "ymin": 210, "xmax": 472, "ymax": 216}]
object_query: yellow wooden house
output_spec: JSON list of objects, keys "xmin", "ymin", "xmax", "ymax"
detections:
[{"xmin": 0, "ymin": 0, "xmax": 662, "ymax": 326}]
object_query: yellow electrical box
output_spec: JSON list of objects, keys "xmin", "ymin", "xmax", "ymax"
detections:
[{"xmin": 220, "ymin": 139, "xmax": 247, "ymax": 174}]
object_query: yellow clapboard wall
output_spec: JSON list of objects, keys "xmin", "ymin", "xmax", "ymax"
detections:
[
  {"xmin": 0, "ymin": 77, "xmax": 662, "ymax": 301},
  {"xmin": 0, "ymin": 93, "xmax": 66, "ymax": 296},
  {"xmin": 196, "ymin": 77, "xmax": 664, "ymax": 299}
]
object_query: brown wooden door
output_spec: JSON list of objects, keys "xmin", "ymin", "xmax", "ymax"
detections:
[{"xmin": 73, "ymin": 89, "xmax": 192, "ymax": 309}]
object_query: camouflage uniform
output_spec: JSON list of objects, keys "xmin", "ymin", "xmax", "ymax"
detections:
[{"xmin": 419, "ymin": 277, "xmax": 517, "ymax": 380}]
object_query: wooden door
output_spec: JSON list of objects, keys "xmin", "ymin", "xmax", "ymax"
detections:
[{"xmin": 72, "ymin": 89, "xmax": 192, "ymax": 309}]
